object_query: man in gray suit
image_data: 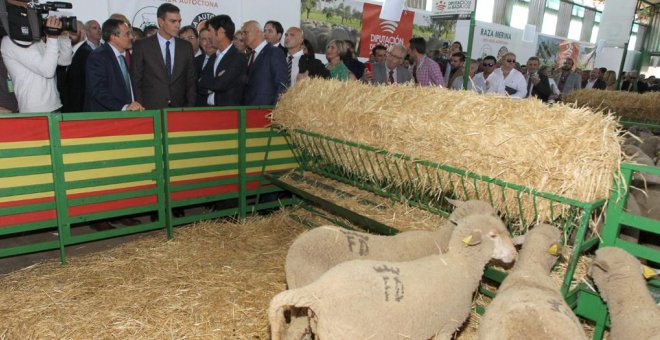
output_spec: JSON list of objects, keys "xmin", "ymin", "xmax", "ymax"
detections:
[
  {"xmin": 130, "ymin": 3, "xmax": 196, "ymax": 109},
  {"xmin": 553, "ymin": 57, "xmax": 581, "ymax": 98},
  {"xmin": 361, "ymin": 44, "xmax": 412, "ymax": 85}
]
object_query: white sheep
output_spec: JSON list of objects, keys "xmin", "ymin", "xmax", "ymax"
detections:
[
  {"xmin": 479, "ymin": 223, "xmax": 587, "ymax": 340},
  {"xmin": 590, "ymin": 247, "xmax": 660, "ymax": 340},
  {"xmin": 285, "ymin": 199, "xmax": 498, "ymax": 289},
  {"xmin": 269, "ymin": 214, "xmax": 518, "ymax": 340}
]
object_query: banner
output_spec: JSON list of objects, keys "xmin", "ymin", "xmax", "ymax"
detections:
[
  {"xmin": 432, "ymin": 0, "xmax": 476, "ymax": 17},
  {"xmin": 596, "ymin": 0, "xmax": 636, "ymax": 48},
  {"xmin": 359, "ymin": 2, "xmax": 414, "ymax": 59},
  {"xmin": 455, "ymin": 21, "xmax": 537, "ymax": 63},
  {"xmin": 537, "ymin": 34, "xmax": 596, "ymax": 69}
]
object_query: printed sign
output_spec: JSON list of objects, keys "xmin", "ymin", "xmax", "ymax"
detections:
[
  {"xmin": 359, "ymin": 2, "xmax": 415, "ymax": 59},
  {"xmin": 432, "ymin": 0, "xmax": 476, "ymax": 17}
]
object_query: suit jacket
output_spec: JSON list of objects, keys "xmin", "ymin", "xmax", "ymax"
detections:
[
  {"xmin": 554, "ymin": 71, "xmax": 581, "ymax": 96},
  {"xmin": 130, "ymin": 35, "xmax": 197, "ymax": 109},
  {"xmin": 362, "ymin": 61, "xmax": 412, "ymax": 84},
  {"xmin": 530, "ymin": 74, "xmax": 552, "ymax": 102},
  {"xmin": 62, "ymin": 41, "xmax": 93, "ymax": 112},
  {"xmin": 198, "ymin": 45, "xmax": 247, "ymax": 107},
  {"xmin": 244, "ymin": 43, "xmax": 288, "ymax": 106},
  {"xmin": 582, "ymin": 78, "xmax": 607, "ymax": 90},
  {"xmin": 195, "ymin": 53, "xmax": 214, "ymax": 106},
  {"xmin": 84, "ymin": 43, "xmax": 133, "ymax": 112}
]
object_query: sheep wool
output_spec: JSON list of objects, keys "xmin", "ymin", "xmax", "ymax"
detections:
[
  {"xmin": 269, "ymin": 214, "xmax": 518, "ymax": 340},
  {"xmin": 479, "ymin": 224, "xmax": 587, "ymax": 340},
  {"xmin": 590, "ymin": 247, "xmax": 660, "ymax": 340}
]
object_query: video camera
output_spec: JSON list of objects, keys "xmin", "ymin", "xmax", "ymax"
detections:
[{"xmin": 0, "ymin": 0, "xmax": 76, "ymax": 43}]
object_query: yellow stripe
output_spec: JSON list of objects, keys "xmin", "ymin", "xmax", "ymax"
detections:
[
  {"xmin": 246, "ymin": 128, "xmax": 269, "ymax": 133},
  {"xmin": 63, "ymin": 147, "xmax": 154, "ymax": 164},
  {"xmin": 64, "ymin": 164, "xmax": 155, "ymax": 181},
  {"xmin": 0, "ymin": 174, "xmax": 53, "ymax": 189},
  {"xmin": 168, "ymin": 129, "xmax": 237, "ymax": 138},
  {"xmin": 66, "ymin": 180, "xmax": 155, "ymax": 195},
  {"xmin": 61, "ymin": 134, "xmax": 154, "ymax": 146},
  {"xmin": 0, "ymin": 191, "xmax": 54, "ymax": 204},
  {"xmin": 170, "ymin": 155, "xmax": 238, "ymax": 170},
  {"xmin": 246, "ymin": 137, "xmax": 288, "ymax": 147},
  {"xmin": 169, "ymin": 140, "xmax": 237, "ymax": 154},
  {"xmin": 247, "ymin": 163, "xmax": 298, "ymax": 173},
  {"xmin": 0, "ymin": 155, "xmax": 51, "ymax": 169},
  {"xmin": 170, "ymin": 169, "xmax": 238, "ymax": 182},
  {"xmin": 246, "ymin": 150, "xmax": 294, "ymax": 161},
  {"xmin": 0, "ymin": 140, "xmax": 50, "ymax": 149}
]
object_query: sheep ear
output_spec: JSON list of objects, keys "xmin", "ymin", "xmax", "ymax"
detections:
[
  {"xmin": 548, "ymin": 243, "xmax": 561, "ymax": 256},
  {"xmin": 591, "ymin": 259, "xmax": 609, "ymax": 273},
  {"xmin": 446, "ymin": 198, "xmax": 463, "ymax": 208},
  {"xmin": 463, "ymin": 230, "xmax": 482, "ymax": 246},
  {"xmin": 512, "ymin": 235, "xmax": 525, "ymax": 246},
  {"xmin": 642, "ymin": 265, "xmax": 658, "ymax": 279}
]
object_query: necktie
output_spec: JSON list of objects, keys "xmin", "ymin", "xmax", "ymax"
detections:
[
  {"xmin": 412, "ymin": 64, "xmax": 418, "ymax": 84},
  {"xmin": 202, "ymin": 55, "xmax": 209, "ymax": 70},
  {"xmin": 165, "ymin": 40, "xmax": 172, "ymax": 78},
  {"xmin": 388, "ymin": 69, "xmax": 394, "ymax": 84},
  {"xmin": 526, "ymin": 76, "xmax": 532, "ymax": 98},
  {"xmin": 248, "ymin": 50, "xmax": 256, "ymax": 69},
  {"xmin": 118, "ymin": 55, "xmax": 131, "ymax": 97},
  {"xmin": 287, "ymin": 55, "xmax": 293, "ymax": 84}
]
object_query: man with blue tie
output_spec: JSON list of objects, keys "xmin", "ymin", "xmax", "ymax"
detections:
[{"xmin": 84, "ymin": 19, "xmax": 144, "ymax": 112}]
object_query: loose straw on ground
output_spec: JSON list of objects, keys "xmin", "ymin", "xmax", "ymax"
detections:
[{"xmin": 273, "ymin": 79, "xmax": 623, "ymax": 226}]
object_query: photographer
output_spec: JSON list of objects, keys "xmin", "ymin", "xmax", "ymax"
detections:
[{"xmin": 1, "ymin": 1, "xmax": 73, "ymax": 113}]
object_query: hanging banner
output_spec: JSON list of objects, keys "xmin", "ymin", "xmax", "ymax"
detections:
[
  {"xmin": 455, "ymin": 20, "xmax": 537, "ymax": 63},
  {"xmin": 596, "ymin": 0, "xmax": 636, "ymax": 48},
  {"xmin": 537, "ymin": 34, "xmax": 596, "ymax": 69},
  {"xmin": 432, "ymin": 0, "xmax": 476, "ymax": 17},
  {"xmin": 359, "ymin": 2, "xmax": 415, "ymax": 59},
  {"xmin": 108, "ymin": 0, "xmax": 239, "ymax": 30}
]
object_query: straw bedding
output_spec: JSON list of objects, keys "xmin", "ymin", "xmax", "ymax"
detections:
[
  {"xmin": 0, "ymin": 210, "xmax": 600, "ymax": 339},
  {"xmin": 563, "ymin": 89, "xmax": 660, "ymax": 123},
  {"xmin": 273, "ymin": 79, "xmax": 623, "ymax": 225}
]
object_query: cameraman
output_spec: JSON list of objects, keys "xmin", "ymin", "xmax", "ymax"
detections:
[{"xmin": 1, "ymin": 1, "xmax": 73, "ymax": 113}]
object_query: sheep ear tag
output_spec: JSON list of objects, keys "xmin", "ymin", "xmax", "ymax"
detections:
[
  {"xmin": 463, "ymin": 231, "xmax": 482, "ymax": 246},
  {"xmin": 548, "ymin": 244, "xmax": 560, "ymax": 256},
  {"xmin": 642, "ymin": 265, "xmax": 658, "ymax": 279}
]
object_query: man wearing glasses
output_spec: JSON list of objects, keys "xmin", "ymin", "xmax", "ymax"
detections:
[
  {"xmin": 553, "ymin": 57, "xmax": 581, "ymax": 97},
  {"xmin": 473, "ymin": 55, "xmax": 504, "ymax": 95},
  {"xmin": 496, "ymin": 52, "xmax": 526, "ymax": 98},
  {"xmin": 362, "ymin": 44, "xmax": 412, "ymax": 85}
]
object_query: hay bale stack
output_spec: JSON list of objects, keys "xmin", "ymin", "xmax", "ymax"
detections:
[
  {"xmin": 563, "ymin": 89, "xmax": 660, "ymax": 123},
  {"xmin": 273, "ymin": 79, "xmax": 623, "ymax": 225}
]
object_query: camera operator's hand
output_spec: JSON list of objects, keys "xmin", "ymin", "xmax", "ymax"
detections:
[{"xmin": 45, "ymin": 16, "xmax": 62, "ymax": 38}]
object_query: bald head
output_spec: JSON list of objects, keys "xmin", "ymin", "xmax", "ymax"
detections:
[
  {"xmin": 285, "ymin": 26, "xmax": 303, "ymax": 53},
  {"xmin": 241, "ymin": 20, "xmax": 264, "ymax": 49}
]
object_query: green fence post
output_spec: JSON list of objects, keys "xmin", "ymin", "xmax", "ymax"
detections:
[
  {"xmin": 48, "ymin": 113, "xmax": 69, "ymax": 265},
  {"xmin": 154, "ymin": 110, "xmax": 171, "ymax": 240},
  {"xmin": 238, "ymin": 108, "xmax": 247, "ymax": 219}
]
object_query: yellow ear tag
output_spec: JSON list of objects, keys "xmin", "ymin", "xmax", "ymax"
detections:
[
  {"xmin": 642, "ymin": 265, "xmax": 657, "ymax": 279},
  {"xmin": 463, "ymin": 235, "xmax": 473, "ymax": 246},
  {"xmin": 548, "ymin": 244, "xmax": 559, "ymax": 256}
]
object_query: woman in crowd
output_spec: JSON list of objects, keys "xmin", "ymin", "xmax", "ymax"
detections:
[
  {"xmin": 325, "ymin": 39, "xmax": 355, "ymax": 81},
  {"xmin": 603, "ymin": 70, "xmax": 617, "ymax": 90},
  {"xmin": 494, "ymin": 52, "xmax": 526, "ymax": 98}
]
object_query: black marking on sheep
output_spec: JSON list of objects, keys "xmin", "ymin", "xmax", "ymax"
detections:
[
  {"xmin": 340, "ymin": 230, "xmax": 370, "ymax": 256},
  {"xmin": 375, "ymin": 265, "xmax": 404, "ymax": 302},
  {"xmin": 373, "ymin": 265, "xmax": 400, "ymax": 275}
]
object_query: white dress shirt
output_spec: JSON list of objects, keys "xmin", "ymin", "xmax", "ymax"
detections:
[
  {"xmin": 108, "ymin": 43, "xmax": 134, "ymax": 108},
  {"xmin": 288, "ymin": 49, "xmax": 304, "ymax": 86},
  {"xmin": 157, "ymin": 32, "xmax": 175, "ymax": 74}
]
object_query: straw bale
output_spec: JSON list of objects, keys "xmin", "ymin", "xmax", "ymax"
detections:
[
  {"xmin": 274, "ymin": 79, "xmax": 623, "ymax": 226},
  {"xmin": 564, "ymin": 89, "xmax": 660, "ymax": 123}
]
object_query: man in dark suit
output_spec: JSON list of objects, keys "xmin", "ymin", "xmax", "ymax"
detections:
[
  {"xmin": 63, "ymin": 35, "xmax": 95, "ymax": 112},
  {"xmin": 194, "ymin": 27, "xmax": 218, "ymax": 106},
  {"xmin": 241, "ymin": 20, "xmax": 288, "ymax": 106},
  {"xmin": 361, "ymin": 44, "xmax": 412, "ymax": 85},
  {"xmin": 198, "ymin": 15, "xmax": 247, "ymax": 107},
  {"xmin": 525, "ymin": 56, "xmax": 552, "ymax": 102},
  {"xmin": 583, "ymin": 69, "xmax": 607, "ymax": 90},
  {"xmin": 130, "ymin": 3, "xmax": 196, "ymax": 109},
  {"xmin": 84, "ymin": 19, "xmax": 144, "ymax": 112},
  {"xmin": 264, "ymin": 20, "xmax": 286, "ymax": 55}
]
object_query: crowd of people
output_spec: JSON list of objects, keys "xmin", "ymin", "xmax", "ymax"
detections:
[{"xmin": 0, "ymin": 2, "xmax": 658, "ymax": 114}]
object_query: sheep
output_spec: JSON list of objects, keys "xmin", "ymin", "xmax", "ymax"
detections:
[
  {"xmin": 269, "ymin": 214, "xmax": 518, "ymax": 340},
  {"xmin": 285, "ymin": 199, "xmax": 498, "ymax": 289},
  {"xmin": 478, "ymin": 224, "xmax": 587, "ymax": 340},
  {"xmin": 590, "ymin": 247, "xmax": 660, "ymax": 340}
]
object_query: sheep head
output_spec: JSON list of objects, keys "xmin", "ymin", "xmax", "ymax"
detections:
[
  {"xmin": 447, "ymin": 199, "xmax": 498, "ymax": 224},
  {"xmin": 452, "ymin": 214, "xmax": 517, "ymax": 264},
  {"xmin": 590, "ymin": 247, "xmax": 647, "ymax": 292},
  {"xmin": 515, "ymin": 224, "xmax": 562, "ymax": 272}
]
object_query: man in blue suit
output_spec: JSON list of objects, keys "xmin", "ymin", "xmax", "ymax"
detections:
[
  {"xmin": 198, "ymin": 15, "xmax": 247, "ymax": 107},
  {"xmin": 84, "ymin": 19, "xmax": 144, "ymax": 112},
  {"xmin": 240, "ymin": 20, "xmax": 288, "ymax": 106}
]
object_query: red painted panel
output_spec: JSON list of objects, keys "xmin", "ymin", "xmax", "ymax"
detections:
[
  {"xmin": 0, "ymin": 117, "xmax": 49, "ymax": 143},
  {"xmin": 171, "ymin": 181, "xmax": 264, "ymax": 201},
  {"xmin": 66, "ymin": 184, "xmax": 157, "ymax": 200},
  {"xmin": 167, "ymin": 110, "xmax": 239, "ymax": 132},
  {"xmin": 0, "ymin": 210, "xmax": 56, "ymax": 227},
  {"xmin": 245, "ymin": 109, "xmax": 272, "ymax": 129},
  {"xmin": 69, "ymin": 196, "xmax": 157, "ymax": 216},
  {"xmin": 0, "ymin": 196, "xmax": 54, "ymax": 209},
  {"xmin": 59, "ymin": 117, "xmax": 154, "ymax": 139}
]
